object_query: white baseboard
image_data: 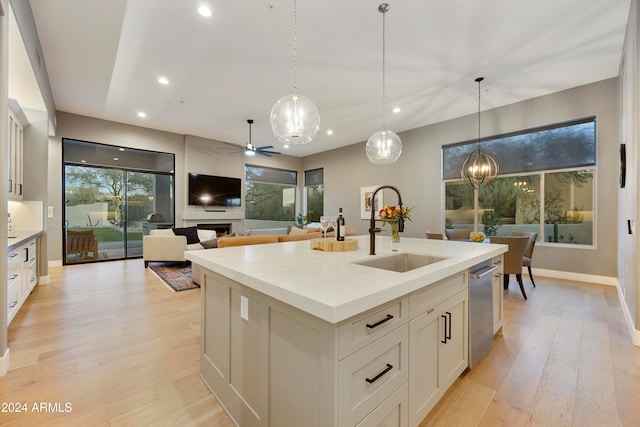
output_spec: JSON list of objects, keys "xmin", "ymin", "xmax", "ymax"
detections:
[
  {"xmin": 49, "ymin": 259, "xmax": 63, "ymax": 268},
  {"xmin": 0, "ymin": 348, "xmax": 9, "ymax": 376},
  {"xmin": 39, "ymin": 274, "xmax": 50, "ymax": 285},
  {"xmin": 529, "ymin": 267, "xmax": 617, "ymax": 286},
  {"xmin": 614, "ymin": 280, "xmax": 640, "ymax": 347}
]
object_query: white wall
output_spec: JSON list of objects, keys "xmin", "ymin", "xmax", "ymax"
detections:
[{"xmin": 619, "ymin": 0, "xmax": 639, "ymax": 336}]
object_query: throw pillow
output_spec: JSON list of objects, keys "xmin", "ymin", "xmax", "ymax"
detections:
[
  {"xmin": 289, "ymin": 226, "xmax": 308, "ymax": 235},
  {"xmin": 200, "ymin": 238, "xmax": 219, "ymax": 249},
  {"xmin": 173, "ymin": 226, "xmax": 200, "ymax": 244}
]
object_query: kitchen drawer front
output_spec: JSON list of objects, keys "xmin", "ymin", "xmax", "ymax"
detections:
[
  {"xmin": 339, "ymin": 324, "xmax": 409, "ymax": 427},
  {"xmin": 7, "ymin": 279, "xmax": 20, "ymax": 323},
  {"xmin": 409, "ymin": 272, "xmax": 467, "ymax": 318},
  {"xmin": 355, "ymin": 382, "xmax": 408, "ymax": 427},
  {"xmin": 339, "ymin": 297, "xmax": 409, "ymax": 359},
  {"xmin": 8, "ymin": 250, "xmax": 20, "ymax": 272}
]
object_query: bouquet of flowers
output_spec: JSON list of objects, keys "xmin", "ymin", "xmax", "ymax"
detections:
[
  {"xmin": 379, "ymin": 204, "xmax": 412, "ymax": 226},
  {"xmin": 379, "ymin": 205, "xmax": 412, "ymax": 242}
]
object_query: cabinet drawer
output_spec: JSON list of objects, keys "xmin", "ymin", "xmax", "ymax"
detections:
[
  {"xmin": 8, "ymin": 251, "xmax": 20, "ymax": 271},
  {"xmin": 7, "ymin": 279, "xmax": 20, "ymax": 323},
  {"xmin": 355, "ymin": 382, "xmax": 408, "ymax": 427},
  {"xmin": 409, "ymin": 272, "xmax": 467, "ymax": 318},
  {"xmin": 339, "ymin": 297, "xmax": 408, "ymax": 359},
  {"xmin": 339, "ymin": 324, "xmax": 409, "ymax": 427}
]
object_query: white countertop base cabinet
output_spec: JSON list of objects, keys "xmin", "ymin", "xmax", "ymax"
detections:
[{"xmin": 200, "ymin": 267, "xmax": 469, "ymax": 427}]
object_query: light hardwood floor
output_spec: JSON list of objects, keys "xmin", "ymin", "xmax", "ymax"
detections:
[{"xmin": 1, "ymin": 261, "xmax": 639, "ymax": 426}]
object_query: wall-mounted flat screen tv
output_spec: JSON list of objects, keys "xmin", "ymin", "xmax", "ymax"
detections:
[{"xmin": 188, "ymin": 173, "xmax": 242, "ymax": 207}]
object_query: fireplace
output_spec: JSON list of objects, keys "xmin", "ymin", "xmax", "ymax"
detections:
[{"xmin": 197, "ymin": 223, "xmax": 232, "ymax": 237}]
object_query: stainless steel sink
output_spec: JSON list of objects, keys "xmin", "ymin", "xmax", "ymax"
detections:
[{"xmin": 354, "ymin": 253, "xmax": 448, "ymax": 273}]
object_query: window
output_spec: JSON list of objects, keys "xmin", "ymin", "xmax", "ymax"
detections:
[
  {"xmin": 245, "ymin": 165, "xmax": 298, "ymax": 230},
  {"xmin": 444, "ymin": 118, "xmax": 595, "ymax": 246},
  {"xmin": 304, "ymin": 168, "xmax": 324, "ymax": 222}
]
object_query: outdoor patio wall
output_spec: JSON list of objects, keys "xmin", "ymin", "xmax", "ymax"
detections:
[{"xmin": 302, "ymin": 78, "xmax": 619, "ymax": 279}]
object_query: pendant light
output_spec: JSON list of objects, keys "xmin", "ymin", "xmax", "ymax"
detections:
[
  {"xmin": 366, "ymin": 3, "xmax": 402, "ymax": 164},
  {"xmin": 461, "ymin": 77, "xmax": 499, "ymax": 188},
  {"xmin": 270, "ymin": 0, "xmax": 320, "ymax": 145}
]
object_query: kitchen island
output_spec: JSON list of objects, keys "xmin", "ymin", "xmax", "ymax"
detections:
[{"xmin": 186, "ymin": 235, "xmax": 506, "ymax": 427}]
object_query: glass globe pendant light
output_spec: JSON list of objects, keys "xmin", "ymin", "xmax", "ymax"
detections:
[
  {"xmin": 366, "ymin": 3, "xmax": 402, "ymax": 164},
  {"xmin": 270, "ymin": 0, "xmax": 320, "ymax": 144},
  {"xmin": 461, "ymin": 77, "xmax": 499, "ymax": 188}
]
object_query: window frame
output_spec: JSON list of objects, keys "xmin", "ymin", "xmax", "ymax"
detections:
[{"xmin": 442, "ymin": 117, "xmax": 597, "ymax": 249}]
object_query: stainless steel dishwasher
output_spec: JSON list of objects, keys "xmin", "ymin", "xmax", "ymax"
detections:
[{"xmin": 468, "ymin": 259, "xmax": 499, "ymax": 368}]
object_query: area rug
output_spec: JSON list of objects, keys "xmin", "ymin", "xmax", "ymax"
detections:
[{"xmin": 148, "ymin": 262, "xmax": 200, "ymax": 292}]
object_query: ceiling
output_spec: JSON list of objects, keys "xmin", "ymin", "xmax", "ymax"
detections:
[{"xmin": 15, "ymin": 0, "xmax": 632, "ymax": 157}]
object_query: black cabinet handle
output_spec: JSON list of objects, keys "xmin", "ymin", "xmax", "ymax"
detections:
[
  {"xmin": 441, "ymin": 314, "xmax": 448, "ymax": 343},
  {"xmin": 366, "ymin": 314, "xmax": 393, "ymax": 329},
  {"xmin": 446, "ymin": 311, "xmax": 452, "ymax": 340},
  {"xmin": 365, "ymin": 363, "xmax": 393, "ymax": 384}
]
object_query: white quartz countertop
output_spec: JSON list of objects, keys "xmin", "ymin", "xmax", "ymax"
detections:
[
  {"xmin": 7, "ymin": 230, "xmax": 43, "ymax": 251},
  {"xmin": 186, "ymin": 235, "xmax": 507, "ymax": 324}
]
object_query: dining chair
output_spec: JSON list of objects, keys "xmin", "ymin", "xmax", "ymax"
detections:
[
  {"xmin": 490, "ymin": 235, "xmax": 530, "ymax": 299},
  {"xmin": 445, "ymin": 229, "xmax": 471, "ymax": 241},
  {"xmin": 425, "ymin": 232, "xmax": 444, "ymax": 240},
  {"xmin": 511, "ymin": 231, "xmax": 538, "ymax": 287}
]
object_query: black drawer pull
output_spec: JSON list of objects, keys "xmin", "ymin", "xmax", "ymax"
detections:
[
  {"xmin": 365, "ymin": 363, "xmax": 393, "ymax": 384},
  {"xmin": 441, "ymin": 314, "xmax": 448, "ymax": 343},
  {"xmin": 366, "ymin": 314, "xmax": 394, "ymax": 329},
  {"xmin": 9, "ymin": 301, "xmax": 17, "ymax": 308},
  {"xmin": 446, "ymin": 311, "xmax": 452, "ymax": 340}
]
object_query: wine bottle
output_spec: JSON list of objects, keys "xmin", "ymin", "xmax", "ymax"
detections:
[{"xmin": 336, "ymin": 208, "xmax": 345, "ymax": 241}]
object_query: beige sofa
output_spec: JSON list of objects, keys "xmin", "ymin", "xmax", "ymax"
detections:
[{"xmin": 143, "ymin": 228, "xmax": 217, "ymax": 267}]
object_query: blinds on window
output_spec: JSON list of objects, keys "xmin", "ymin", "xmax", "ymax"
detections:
[
  {"xmin": 304, "ymin": 168, "xmax": 323, "ymax": 186},
  {"xmin": 442, "ymin": 117, "xmax": 596, "ymax": 180}
]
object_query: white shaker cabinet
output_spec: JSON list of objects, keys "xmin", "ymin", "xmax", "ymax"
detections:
[
  {"xmin": 408, "ymin": 274, "xmax": 468, "ymax": 426},
  {"xmin": 8, "ymin": 101, "xmax": 26, "ymax": 200},
  {"xmin": 7, "ymin": 237, "xmax": 39, "ymax": 324},
  {"xmin": 492, "ymin": 255, "xmax": 504, "ymax": 334}
]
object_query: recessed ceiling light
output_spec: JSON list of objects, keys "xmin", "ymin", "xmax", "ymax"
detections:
[
  {"xmin": 283, "ymin": 144, "xmax": 290, "ymax": 149},
  {"xmin": 326, "ymin": 130, "xmax": 334, "ymax": 135},
  {"xmin": 80, "ymin": 160, "xmax": 86, "ymax": 163},
  {"xmin": 392, "ymin": 107, "xmax": 401, "ymax": 113},
  {"xmin": 198, "ymin": 5, "xmax": 212, "ymax": 17},
  {"xmin": 158, "ymin": 76, "xmax": 169, "ymax": 85},
  {"xmin": 113, "ymin": 157, "xmax": 119, "ymax": 161},
  {"xmin": 137, "ymin": 111, "xmax": 147, "ymax": 118}
]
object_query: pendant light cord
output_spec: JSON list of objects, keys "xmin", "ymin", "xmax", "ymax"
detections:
[
  {"xmin": 292, "ymin": 0, "xmax": 298, "ymax": 94},
  {"xmin": 381, "ymin": 4, "xmax": 388, "ymax": 131},
  {"xmin": 476, "ymin": 76, "xmax": 484, "ymax": 153}
]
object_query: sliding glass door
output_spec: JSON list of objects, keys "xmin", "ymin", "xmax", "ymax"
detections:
[{"xmin": 63, "ymin": 138, "xmax": 175, "ymax": 265}]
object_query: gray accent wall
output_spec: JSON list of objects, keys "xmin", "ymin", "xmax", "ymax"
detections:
[{"xmin": 303, "ymin": 78, "xmax": 619, "ymax": 279}]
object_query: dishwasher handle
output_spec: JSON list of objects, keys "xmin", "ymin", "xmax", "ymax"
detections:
[{"xmin": 470, "ymin": 265, "xmax": 499, "ymax": 280}]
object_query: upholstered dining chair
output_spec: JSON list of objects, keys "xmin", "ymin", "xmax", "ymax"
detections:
[
  {"xmin": 512, "ymin": 231, "xmax": 538, "ymax": 287},
  {"xmin": 445, "ymin": 229, "xmax": 471, "ymax": 241},
  {"xmin": 490, "ymin": 235, "xmax": 530, "ymax": 299},
  {"xmin": 425, "ymin": 232, "xmax": 444, "ymax": 240}
]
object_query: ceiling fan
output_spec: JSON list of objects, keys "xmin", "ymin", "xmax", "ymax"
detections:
[{"xmin": 245, "ymin": 119, "xmax": 281, "ymax": 157}]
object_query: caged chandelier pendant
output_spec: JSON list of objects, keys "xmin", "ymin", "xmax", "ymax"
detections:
[
  {"xmin": 365, "ymin": 3, "xmax": 402, "ymax": 164},
  {"xmin": 461, "ymin": 77, "xmax": 499, "ymax": 189},
  {"xmin": 270, "ymin": 0, "xmax": 320, "ymax": 145}
]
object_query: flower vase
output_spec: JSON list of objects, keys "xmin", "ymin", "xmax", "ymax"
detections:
[{"xmin": 390, "ymin": 222, "xmax": 401, "ymax": 243}]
